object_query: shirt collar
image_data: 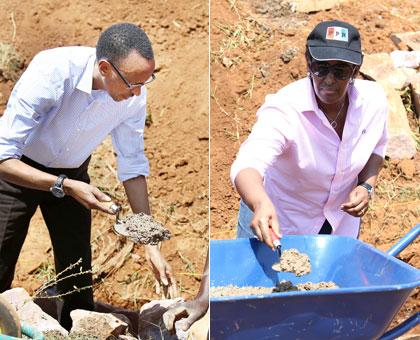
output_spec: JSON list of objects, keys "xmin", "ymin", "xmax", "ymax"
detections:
[{"xmin": 76, "ymin": 54, "xmax": 95, "ymax": 94}]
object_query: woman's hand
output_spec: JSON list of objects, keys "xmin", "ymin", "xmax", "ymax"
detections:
[
  {"xmin": 341, "ymin": 185, "xmax": 370, "ymax": 217},
  {"xmin": 251, "ymin": 198, "xmax": 281, "ymax": 249}
]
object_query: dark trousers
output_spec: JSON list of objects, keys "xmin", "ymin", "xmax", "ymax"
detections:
[
  {"xmin": 319, "ymin": 219, "xmax": 333, "ymax": 234},
  {"xmin": 0, "ymin": 156, "xmax": 94, "ymax": 330}
]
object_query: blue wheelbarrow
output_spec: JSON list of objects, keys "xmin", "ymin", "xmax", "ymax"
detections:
[{"xmin": 210, "ymin": 224, "xmax": 420, "ymax": 340}]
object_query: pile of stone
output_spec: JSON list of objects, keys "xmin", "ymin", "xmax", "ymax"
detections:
[
  {"xmin": 360, "ymin": 31, "xmax": 420, "ymax": 160},
  {"xmin": 1, "ymin": 288, "xmax": 190, "ymax": 340}
]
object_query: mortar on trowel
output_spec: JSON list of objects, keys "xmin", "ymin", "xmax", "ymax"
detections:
[
  {"xmin": 109, "ymin": 203, "xmax": 171, "ymax": 245},
  {"xmin": 269, "ymin": 228, "xmax": 311, "ymax": 277}
]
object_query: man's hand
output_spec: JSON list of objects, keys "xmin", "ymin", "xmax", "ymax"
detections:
[
  {"xmin": 341, "ymin": 185, "xmax": 370, "ymax": 217},
  {"xmin": 162, "ymin": 298, "xmax": 208, "ymax": 333},
  {"xmin": 251, "ymin": 198, "xmax": 281, "ymax": 250},
  {"xmin": 145, "ymin": 244, "xmax": 178, "ymax": 298},
  {"xmin": 63, "ymin": 179, "xmax": 114, "ymax": 214}
]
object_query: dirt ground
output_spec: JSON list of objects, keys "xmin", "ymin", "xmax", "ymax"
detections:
[
  {"xmin": 210, "ymin": 0, "xmax": 419, "ymax": 335},
  {"xmin": 0, "ymin": 0, "xmax": 208, "ymax": 312}
]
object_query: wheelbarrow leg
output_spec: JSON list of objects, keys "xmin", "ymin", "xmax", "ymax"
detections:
[{"xmin": 380, "ymin": 311, "xmax": 420, "ymax": 340}]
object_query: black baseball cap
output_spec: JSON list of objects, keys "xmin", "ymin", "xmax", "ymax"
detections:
[{"xmin": 307, "ymin": 20, "xmax": 362, "ymax": 65}]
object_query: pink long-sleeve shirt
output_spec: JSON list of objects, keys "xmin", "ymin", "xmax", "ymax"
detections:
[{"xmin": 231, "ymin": 77, "xmax": 388, "ymax": 237}]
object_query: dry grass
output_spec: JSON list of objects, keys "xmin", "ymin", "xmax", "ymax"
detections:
[
  {"xmin": 0, "ymin": 42, "xmax": 23, "ymax": 81},
  {"xmin": 212, "ymin": 1, "xmax": 271, "ymax": 66}
]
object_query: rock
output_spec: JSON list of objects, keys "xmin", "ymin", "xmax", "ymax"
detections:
[
  {"xmin": 1, "ymin": 288, "xmax": 68, "ymax": 337},
  {"xmin": 395, "ymin": 334, "xmax": 420, "ymax": 340},
  {"xmin": 360, "ymin": 53, "xmax": 416, "ymax": 90},
  {"xmin": 390, "ymin": 31, "xmax": 420, "ymax": 51},
  {"xmin": 280, "ymin": 47, "xmax": 298, "ymax": 63},
  {"xmin": 188, "ymin": 310, "xmax": 209, "ymax": 340},
  {"xmin": 380, "ymin": 83, "xmax": 417, "ymax": 159},
  {"xmin": 94, "ymin": 301, "xmax": 141, "ymax": 336},
  {"xmin": 410, "ymin": 73, "xmax": 420, "ymax": 118},
  {"xmin": 0, "ymin": 295, "xmax": 21, "ymax": 337},
  {"xmin": 287, "ymin": 0, "xmax": 348, "ymax": 13},
  {"xmin": 222, "ymin": 57, "xmax": 233, "ymax": 68},
  {"xmin": 139, "ymin": 298, "xmax": 183, "ymax": 313},
  {"xmin": 70, "ymin": 309, "xmax": 128, "ymax": 339},
  {"xmin": 390, "ymin": 50, "xmax": 420, "ymax": 69},
  {"xmin": 138, "ymin": 298, "xmax": 190, "ymax": 340}
]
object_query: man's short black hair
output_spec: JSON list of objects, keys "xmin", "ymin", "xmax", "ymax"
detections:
[{"xmin": 96, "ymin": 23, "xmax": 154, "ymax": 64}]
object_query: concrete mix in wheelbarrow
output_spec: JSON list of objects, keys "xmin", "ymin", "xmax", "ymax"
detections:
[
  {"xmin": 114, "ymin": 213, "xmax": 171, "ymax": 245},
  {"xmin": 272, "ymin": 248, "xmax": 311, "ymax": 276},
  {"xmin": 211, "ymin": 280, "xmax": 339, "ymax": 297}
]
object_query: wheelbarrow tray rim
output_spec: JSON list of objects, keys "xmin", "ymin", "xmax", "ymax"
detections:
[{"xmin": 210, "ymin": 281, "xmax": 420, "ymax": 302}]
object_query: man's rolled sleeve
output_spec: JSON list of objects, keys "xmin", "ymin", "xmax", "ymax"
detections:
[
  {"xmin": 230, "ymin": 104, "xmax": 291, "ymax": 186},
  {"xmin": 111, "ymin": 104, "xmax": 150, "ymax": 182}
]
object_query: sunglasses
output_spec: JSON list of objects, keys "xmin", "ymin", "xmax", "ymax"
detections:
[
  {"xmin": 309, "ymin": 61, "xmax": 355, "ymax": 80},
  {"xmin": 108, "ymin": 60, "xmax": 156, "ymax": 90}
]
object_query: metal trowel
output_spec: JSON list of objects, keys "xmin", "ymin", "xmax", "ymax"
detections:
[
  {"xmin": 270, "ymin": 228, "xmax": 282, "ymax": 261},
  {"xmin": 109, "ymin": 203, "xmax": 128, "ymax": 237}
]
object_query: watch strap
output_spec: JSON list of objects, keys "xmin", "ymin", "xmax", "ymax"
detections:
[
  {"xmin": 358, "ymin": 182, "xmax": 373, "ymax": 195},
  {"xmin": 56, "ymin": 174, "xmax": 67, "ymax": 188}
]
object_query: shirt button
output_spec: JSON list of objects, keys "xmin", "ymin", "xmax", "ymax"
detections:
[
  {"xmin": 77, "ymin": 128, "xmax": 81, "ymax": 132},
  {"xmin": 66, "ymin": 148, "xmax": 69, "ymax": 151}
]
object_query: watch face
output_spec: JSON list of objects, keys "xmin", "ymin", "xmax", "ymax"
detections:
[{"xmin": 51, "ymin": 186, "xmax": 65, "ymax": 198}]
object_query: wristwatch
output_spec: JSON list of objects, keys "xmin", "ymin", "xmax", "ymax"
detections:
[
  {"xmin": 50, "ymin": 174, "xmax": 67, "ymax": 198},
  {"xmin": 358, "ymin": 182, "xmax": 373, "ymax": 198}
]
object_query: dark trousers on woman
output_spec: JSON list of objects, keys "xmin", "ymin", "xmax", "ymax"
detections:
[{"xmin": 0, "ymin": 156, "xmax": 94, "ymax": 330}]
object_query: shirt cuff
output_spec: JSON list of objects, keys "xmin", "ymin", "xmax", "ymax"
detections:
[
  {"xmin": 0, "ymin": 144, "xmax": 22, "ymax": 162},
  {"xmin": 117, "ymin": 155, "xmax": 149, "ymax": 182}
]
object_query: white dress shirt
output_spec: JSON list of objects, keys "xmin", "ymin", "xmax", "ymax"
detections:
[{"xmin": 0, "ymin": 46, "xmax": 149, "ymax": 182}]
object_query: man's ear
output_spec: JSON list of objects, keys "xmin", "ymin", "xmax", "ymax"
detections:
[{"xmin": 98, "ymin": 59, "xmax": 111, "ymax": 76}]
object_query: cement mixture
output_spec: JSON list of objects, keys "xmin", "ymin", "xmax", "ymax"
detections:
[
  {"xmin": 211, "ymin": 280, "xmax": 339, "ymax": 297},
  {"xmin": 114, "ymin": 213, "xmax": 171, "ymax": 245},
  {"xmin": 44, "ymin": 332, "xmax": 100, "ymax": 340},
  {"xmin": 272, "ymin": 248, "xmax": 311, "ymax": 276}
]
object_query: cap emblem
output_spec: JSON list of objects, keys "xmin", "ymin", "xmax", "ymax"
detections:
[{"xmin": 326, "ymin": 27, "xmax": 349, "ymax": 42}]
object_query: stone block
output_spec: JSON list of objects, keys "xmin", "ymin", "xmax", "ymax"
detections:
[
  {"xmin": 360, "ymin": 53, "xmax": 416, "ymax": 90},
  {"xmin": 410, "ymin": 73, "xmax": 420, "ymax": 118},
  {"xmin": 287, "ymin": 0, "xmax": 347, "ymax": 12},
  {"xmin": 391, "ymin": 31, "xmax": 420, "ymax": 51},
  {"xmin": 1, "ymin": 288, "xmax": 68, "ymax": 337},
  {"xmin": 138, "ymin": 298, "xmax": 190, "ymax": 340},
  {"xmin": 70, "ymin": 309, "xmax": 128, "ymax": 340},
  {"xmin": 390, "ymin": 50, "xmax": 420, "ymax": 69},
  {"xmin": 380, "ymin": 83, "xmax": 417, "ymax": 159}
]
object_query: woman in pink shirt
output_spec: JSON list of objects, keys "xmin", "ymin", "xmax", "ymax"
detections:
[{"xmin": 231, "ymin": 20, "xmax": 387, "ymax": 248}]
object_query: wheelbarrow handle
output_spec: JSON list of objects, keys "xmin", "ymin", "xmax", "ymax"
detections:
[
  {"xmin": 0, "ymin": 323, "xmax": 45, "ymax": 340},
  {"xmin": 380, "ymin": 311, "xmax": 419, "ymax": 340},
  {"xmin": 386, "ymin": 223, "xmax": 420, "ymax": 257}
]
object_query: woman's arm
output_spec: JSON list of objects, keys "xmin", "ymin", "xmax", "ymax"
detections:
[
  {"xmin": 235, "ymin": 168, "xmax": 280, "ymax": 249},
  {"xmin": 341, "ymin": 153, "xmax": 384, "ymax": 216}
]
